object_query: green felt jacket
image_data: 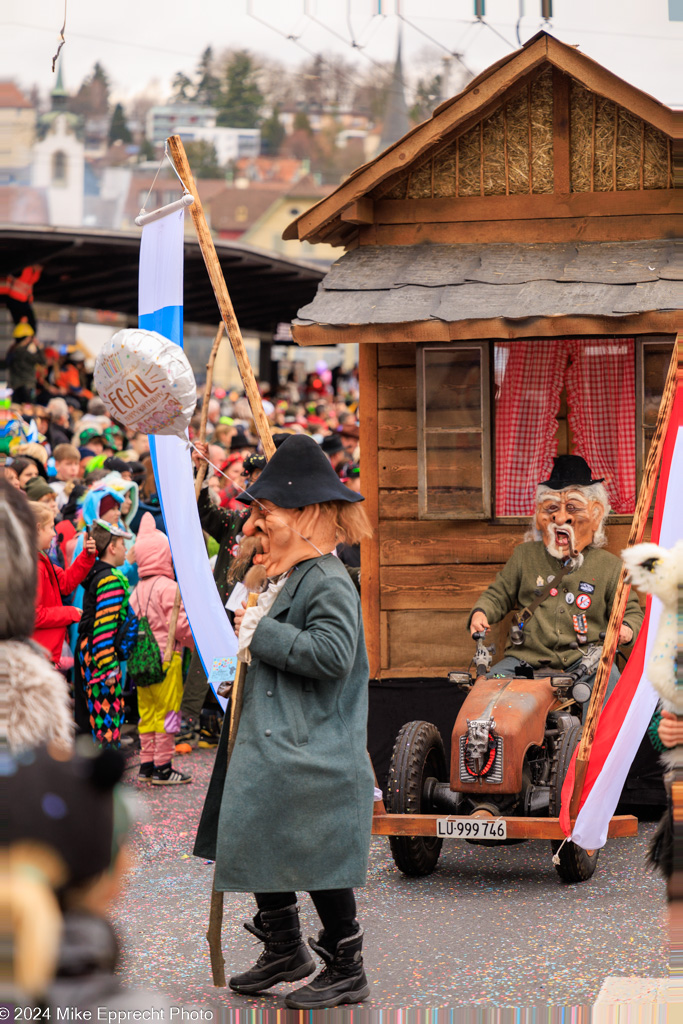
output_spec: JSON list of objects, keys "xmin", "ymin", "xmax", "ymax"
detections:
[
  {"xmin": 194, "ymin": 553, "xmax": 375, "ymax": 893},
  {"xmin": 470, "ymin": 542, "xmax": 644, "ymax": 671}
]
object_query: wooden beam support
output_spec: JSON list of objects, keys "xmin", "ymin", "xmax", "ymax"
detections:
[
  {"xmin": 371, "ymin": 812, "xmax": 638, "ymax": 839},
  {"xmin": 291, "ymin": 311, "xmax": 680, "ymax": 347},
  {"xmin": 374, "ymin": 190, "xmax": 680, "ymax": 225},
  {"xmin": 359, "ymin": 343, "xmax": 381, "ymax": 679},
  {"xmin": 369, "ymin": 214, "xmax": 681, "ymax": 246},
  {"xmin": 340, "ymin": 198, "xmax": 375, "ymax": 225}
]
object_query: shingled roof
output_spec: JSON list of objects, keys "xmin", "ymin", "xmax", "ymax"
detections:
[{"xmin": 294, "ymin": 240, "xmax": 682, "ymax": 328}]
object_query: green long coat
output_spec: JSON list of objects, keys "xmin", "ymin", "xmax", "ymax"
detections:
[{"xmin": 194, "ymin": 553, "xmax": 375, "ymax": 893}]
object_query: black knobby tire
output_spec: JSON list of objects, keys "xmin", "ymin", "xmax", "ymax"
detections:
[
  {"xmin": 386, "ymin": 720, "xmax": 447, "ymax": 877},
  {"xmin": 549, "ymin": 723, "xmax": 600, "ymax": 883}
]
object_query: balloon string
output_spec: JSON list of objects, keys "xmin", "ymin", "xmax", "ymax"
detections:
[{"xmin": 186, "ymin": 439, "xmax": 326, "ymax": 559}]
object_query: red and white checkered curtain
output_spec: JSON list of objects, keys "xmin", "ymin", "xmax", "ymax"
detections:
[
  {"xmin": 495, "ymin": 340, "xmax": 568, "ymax": 516},
  {"xmin": 566, "ymin": 338, "xmax": 636, "ymax": 514}
]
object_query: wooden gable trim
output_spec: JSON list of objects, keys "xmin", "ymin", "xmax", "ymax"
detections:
[
  {"xmin": 292, "ymin": 311, "xmax": 681, "ymax": 347},
  {"xmin": 545, "ymin": 36, "xmax": 675, "ymax": 138},
  {"xmin": 283, "ymin": 33, "xmax": 675, "ymax": 245}
]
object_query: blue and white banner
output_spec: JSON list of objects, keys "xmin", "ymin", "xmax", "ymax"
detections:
[{"xmin": 138, "ymin": 209, "xmax": 236, "ymax": 705}]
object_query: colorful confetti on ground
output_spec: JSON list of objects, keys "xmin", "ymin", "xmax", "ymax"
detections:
[{"xmin": 112, "ymin": 748, "xmax": 668, "ymax": 1014}]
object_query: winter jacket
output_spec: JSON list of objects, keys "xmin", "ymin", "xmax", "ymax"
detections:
[
  {"xmin": 33, "ymin": 549, "xmax": 96, "ymax": 664},
  {"xmin": 195, "ymin": 553, "xmax": 375, "ymax": 892},
  {"xmin": 129, "ymin": 513, "xmax": 193, "ymax": 657},
  {"xmin": 77, "ymin": 561, "xmax": 130, "ymax": 680}
]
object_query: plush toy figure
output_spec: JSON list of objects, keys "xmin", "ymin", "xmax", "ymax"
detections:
[
  {"xmin": 621, "ymin": 540, "xmax": 683, "ymax": 764},
  {"xmin": 622, "ymin": 539, "xmax": 683, "ymax": 879}
]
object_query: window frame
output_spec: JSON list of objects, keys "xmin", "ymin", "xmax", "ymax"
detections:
[
  {"xmin": 416, "ymin": 334, "xmax": 674, "ymax": 525},
  {"xmin": 416, "ymin": 340, "xmax": 492, "ymax": 520}
]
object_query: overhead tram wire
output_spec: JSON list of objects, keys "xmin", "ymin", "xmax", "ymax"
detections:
[
  {"xmin": 396, "ymin": 8, "xmax": 476, "ymax": 78},
  {"xmin": 245, "ymin": 0, "xmax": 367, "ymax": 98},
  {"xmin": 299, "ymin": 0, "xmax": 413, "ymax": 92}
]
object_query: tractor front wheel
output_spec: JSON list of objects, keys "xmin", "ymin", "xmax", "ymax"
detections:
[{"xmin": 386, "ymin": 720, "xmax": 447, "ymax": 877}]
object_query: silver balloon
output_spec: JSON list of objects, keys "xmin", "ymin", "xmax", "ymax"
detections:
[{"xmin": 93, "ymin": 328, "xmax": 197, "ymax": 438}]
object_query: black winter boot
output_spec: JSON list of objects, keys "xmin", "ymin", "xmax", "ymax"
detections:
[
  {"xmin": 284, "ymin": 926, "xmax": 370, "ymax": 1009},
  {"xmin": 229, "ymin": 905, "xmax": 315, "ymax": 994}
]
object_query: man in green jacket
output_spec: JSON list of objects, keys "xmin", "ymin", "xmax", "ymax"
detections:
[
  {"xmin": 194, "ymin": 434, "xmax": 375, "ymax": 1009},
  {"xmin": 469, "ymin": 455, "xmax": 643, "ymax": 703}
]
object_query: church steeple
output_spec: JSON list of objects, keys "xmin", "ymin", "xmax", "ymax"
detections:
[
  {"xmin": 51, "ymin": 61, "xmax": 68, "ymax": 112},
  {"xmin": 379, "ymin": 27, "xmax": 410, "ymax": 152}
]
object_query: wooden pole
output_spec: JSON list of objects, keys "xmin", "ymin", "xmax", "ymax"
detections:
[
  {"xmin": 570, "ymin": 337, "xmax": 683, "ymax": 818},
  {"xmin": 162, "ymin": 322, "xmax": 226, "ymax": 667},
  {"xmin": 164, "ymin": 138, "xmax": 280, "ymax": 986},
  {"xmin": 165, "ymin": 134, "xmax": 275, "ymax": 460}
]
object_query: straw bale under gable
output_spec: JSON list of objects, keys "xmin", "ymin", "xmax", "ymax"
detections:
[
  {"xmin": 643, "ymin": 124, "xmax": 670, "ymax": 189},
  {"xmin": 569, "ymin": 80, "xmax": 593, "ymax": 192},
  {"xmin": 529, "ymin": 67, "xmax": 554, "ymax": 194},
  {"xmin": 482, "ymin": 106, "xmax": 507, "ymax": 196},
  {"xmin": 433, "ymin": 142, "xmax": 458, "ymax": 198},
  {"xmin": 506, "ymin": 87, "xmax": 531, "ymax": 194},
  {"xmin": 593, "ymin": 95, "xmax": 617, "ymax": 192},
  {"xmin": 616, "ymin": 108, "xmax": 643, "ymax": 191},
  {"xmin": 457, "ymin": 123, "xmax": 482, "ymax": 197},
  {"xmin": 406, "ymin": 158, "xmax": 434, "ymax": 199}
]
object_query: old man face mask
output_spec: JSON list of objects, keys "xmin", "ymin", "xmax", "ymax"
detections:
[
  {"xmin": 242, "ymin": 500, "xmax": 336, "ymax": 577},
  {"xmin": 535, "ymin": 488, "xmax": 604, "ymax": 560}
]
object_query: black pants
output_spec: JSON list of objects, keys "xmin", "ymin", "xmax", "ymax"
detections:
[
  {"xmin": 5, "ymin": 297, "xmax": 37, "ymax": 331},
  {"xmin": 254, "ymin": 888, "xmax": 357, "ymax": 945}
]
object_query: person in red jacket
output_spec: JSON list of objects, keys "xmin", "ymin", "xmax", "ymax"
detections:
[{"xmin": 29, "ymin": 500, "xmax": 97, "ymax": 666}]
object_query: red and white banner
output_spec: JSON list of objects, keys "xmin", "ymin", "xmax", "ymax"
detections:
[{"xmin": 559, "ymin": 381, "xmax": 683, "ymax": 850}]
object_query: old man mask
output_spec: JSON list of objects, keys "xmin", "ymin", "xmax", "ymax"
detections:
[{"xmin": 533, "ymin": 455, "xmax": 609, "ymax": 566}]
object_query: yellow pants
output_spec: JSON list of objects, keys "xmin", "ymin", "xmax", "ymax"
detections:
[{"xmin": 137, "ymin": 653, "xmax": 184, "ymax": 735}]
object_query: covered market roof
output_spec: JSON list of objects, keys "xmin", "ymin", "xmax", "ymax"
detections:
[
  {"xmin": 292, "ymin": 240, "xmax": 682, "ymax": 344},
  {"xmin": 0, "ymin": 224, "xmax": 325, "ymax": 332}
]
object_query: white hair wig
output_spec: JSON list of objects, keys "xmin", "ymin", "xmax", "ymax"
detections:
[{"xmin": 524, "ymin": 481, "xmax": 611, "ymax": 548}]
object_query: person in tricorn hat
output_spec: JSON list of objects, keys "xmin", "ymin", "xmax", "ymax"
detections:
[
  {"xmin": 193, "ymin": 434, "xmax": 375, "ymax": 1009},
  {"xmin": 469, "ymin": 455, "xmax": 643, "ymax": 705}
]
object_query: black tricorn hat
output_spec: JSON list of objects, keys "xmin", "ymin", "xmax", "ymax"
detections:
[
  {"xmin": 540, "ymin": 454, "xmax": 604, "ymax": 490},
  {"xmin": 239, "ymin": 434, "xmax": 363, "ymax": 507}
]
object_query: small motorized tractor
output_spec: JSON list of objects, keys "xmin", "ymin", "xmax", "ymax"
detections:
[{"xmin": 374, "ymin": 632, "xmax": 637, "ymax": 883}]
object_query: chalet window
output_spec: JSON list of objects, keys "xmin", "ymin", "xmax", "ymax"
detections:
[
  {"xmin": 417, "ymin": 337, "xmax": 669, "ymax": 522},
  {"xmin": 417, "ymin": 343, "xmax": 491, "ymax": 519},
  {"xmin": 636, "ymin": 336, "xmax": 675, "ymax": 484}
]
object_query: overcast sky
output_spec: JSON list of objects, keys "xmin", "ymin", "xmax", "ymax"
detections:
[{"xmin": 3, "ymin": 0, "xmax": 680, "ymax": 107}]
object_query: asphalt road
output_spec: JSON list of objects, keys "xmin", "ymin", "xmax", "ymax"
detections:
[{"xmin": 112, "ymin": 747, "xmax": 668, "ymax": 1012}]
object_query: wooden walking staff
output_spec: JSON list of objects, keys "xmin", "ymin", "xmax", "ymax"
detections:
[
  {"xmin": 161, "ymin": 322, "xmax": 225, "ymax": 666},
  {"xmin": 166, "ymin": 134, "xmax": 275, "ymax": 461},
  {"xmin": 165, "ymin": 136, "xmax": 278, "ymax": 985},
  {"xmin": 569, "ymin": 337, "xmax": 683, "ymax": 820}
]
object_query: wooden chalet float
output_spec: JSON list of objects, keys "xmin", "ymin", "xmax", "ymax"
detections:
[{"xmin": 283, "ymin": 32, "xmax": 681, "ymax": 800}]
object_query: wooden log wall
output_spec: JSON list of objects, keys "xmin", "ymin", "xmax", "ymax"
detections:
[{"xmin": 369, "ymin": 341, "xmax": 646, "ymax": 680}]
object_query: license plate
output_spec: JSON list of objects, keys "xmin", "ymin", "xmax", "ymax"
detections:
[{"xmin": 436, "ymin": 817, "xmax": 507, "ymax": 840}]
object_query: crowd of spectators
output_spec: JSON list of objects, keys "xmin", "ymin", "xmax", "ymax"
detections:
[{"xmin": 2, "ymin": 343, "xmax": 362, "ymax": 758}]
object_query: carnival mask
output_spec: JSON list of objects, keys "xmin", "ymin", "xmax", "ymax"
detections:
[
  {"xmin": 242, "ymin": 500, "xmax": 336, "ymax": 577},
  {"xmin": 535, "ymin": 488, "xmax": 604, "ymax": 560}
]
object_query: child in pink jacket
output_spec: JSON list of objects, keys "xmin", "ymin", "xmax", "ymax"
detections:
[{"xmin": 129, "ymin": 513, "xmax": 194, "ymax": 785}]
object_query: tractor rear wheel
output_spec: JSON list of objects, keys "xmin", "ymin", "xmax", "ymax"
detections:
[
  {"xmin": 386, "ymin": 720, "xmax": 447, "ymax": 877},
  {"xmin": 549, "ymin": 723, "xmax": 600, "ymax": 883}
]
